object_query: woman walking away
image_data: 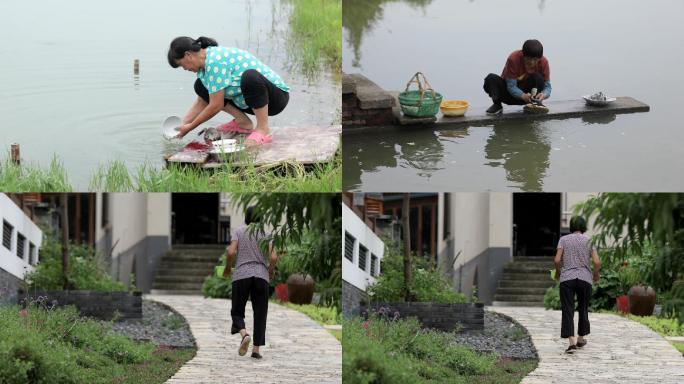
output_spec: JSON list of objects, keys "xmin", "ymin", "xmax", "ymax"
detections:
[
  {"xmin": 168, "ymin": 36, "xmax": 290, "ymax": 146},
  {"xmin": 554, "ymin": 216, "xmax": 601, "ymax": 354},
  {"xmin": 223, "ymin": 207, "xmax": 278, "ymax": 359}
]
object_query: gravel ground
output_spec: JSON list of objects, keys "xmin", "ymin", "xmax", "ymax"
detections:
[
  {"xmin": 451, "ymin": 310, "xmax": 538, "ymax": 360},
  {"xmin": 105, "ymin": 299, "xmax": 196, "ymax": 348}
]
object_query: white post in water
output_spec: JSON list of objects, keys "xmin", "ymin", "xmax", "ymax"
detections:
[
  {"xmin": 134, "ymin": 59, "xmax": 140, "ymax": 75},
  {"xmin": 10, "ymin": 143, "xmax": 20, "ymax": 165}
]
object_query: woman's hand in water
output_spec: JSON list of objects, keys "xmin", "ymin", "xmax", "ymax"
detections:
[{"xmin": 176, "ymin": 123, "xmax": 194, "ymax": 139}]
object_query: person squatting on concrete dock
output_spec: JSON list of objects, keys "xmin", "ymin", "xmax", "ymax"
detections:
[
  {"xmin": 168, "ymin": 36, "xmax": 290, "ymax": 146},
  {"xmin": 223, "ymin": 207, "xmax": 278, "ymax": 359},
  {"xmin": 554, "ymin": 216, "xmax": 602, "ymax": 354},
  {"xmin": 483, "ymin": 39, "xmax": 552, "ymax": 115}
]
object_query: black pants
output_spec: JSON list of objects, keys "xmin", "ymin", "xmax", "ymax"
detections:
[
  {"xmin": 231, "ymin": 277, "xmax": 269, "ymax": 346},
  {"xmin": 194, "ymin": 69, "xmax": 289, "ymax": 116},
  {"xmin": 559, "ymin": 278, "xmax": 592, "ymax": 338},
  {"xmin": 483, "ymin": 72, "xmax": 545, "ymax": 105}
]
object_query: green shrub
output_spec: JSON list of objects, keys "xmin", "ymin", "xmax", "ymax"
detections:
[
  {"xmin": 0, "ymin": 304, "xmax": 156, "ymax": 384},
  {"xmin": 201, "ymin": 275, "xmax": 232, "ymax": 299},
  {"xmin": 25, "ymin": 234, "xmax": 125, "ymax": 292},
  {"xmin": 343, "ymin": 316, "xmax": 495, "ymax": 384},
  {"xmin": 368, "ymin": 244, "xmax": 467, "ymax": 304},
  {"xmin": 543, "ymin": 283, "xmax": 561, "ymax": 310}
]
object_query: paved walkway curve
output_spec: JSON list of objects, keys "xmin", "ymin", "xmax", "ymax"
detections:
[
  {"xmin": 490, "ymin": 307, "xmax": 684, "ymax": 384},
  {"xmin": 146, "ymin": 295, "xmax": 342, "ymax": 384}
]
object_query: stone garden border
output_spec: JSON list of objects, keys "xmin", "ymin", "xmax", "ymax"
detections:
[
  {"xmin": 18, "ymin": 290, "xmax": 142, "ymax": 320},
  {"xmin": 370, "ymin": 302, "xmax": 484, "ymax": 331}
]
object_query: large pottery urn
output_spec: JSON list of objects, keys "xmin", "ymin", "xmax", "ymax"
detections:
[
  {"xmin": 628, "ymin": 284, "xmax": 656, "ymax": 316},
  {"xmin": 286, "ymin": 273, "xmax": 315, "ymax": 305}
]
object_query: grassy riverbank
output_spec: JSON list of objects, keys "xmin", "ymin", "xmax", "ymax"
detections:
[
  {"xmin": 0, "ymin": 153, "xmax": 341, "ymax": 192},
  {"xmin": 287, "ymin": 0, "xmax": 342, "ymax": 75}
]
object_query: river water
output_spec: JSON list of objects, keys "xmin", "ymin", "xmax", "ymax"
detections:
[
  {"xmin": 0, "ymin": 0, "xmax": 340, "ymax": 187},
  {"xmin": 342, "ymin": 0, "xmax": 684, "ymax": 191}
]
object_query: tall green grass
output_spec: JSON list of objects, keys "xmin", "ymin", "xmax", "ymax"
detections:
[
  {"xmin": 0, "ymin": 156, "xmax": 72, "ymax": 192},
  {"xmin": 287, "ymin": 0, "xmax": 342, "ymax": 75},
  {"xmin": 0, "ymin": 304, "xmax": 195, "ymax": 383},
  {"xmin": 0, "ymin": 152, "xmax": 341, "ymax": 192}
]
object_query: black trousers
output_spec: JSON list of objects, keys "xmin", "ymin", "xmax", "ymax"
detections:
[
  {"xmin": 483, "ymin": 72, "xmax": 545, "ymax": 105},
  {"xmin": 231, "ymin": 277, "xmax": 269, "ymax": 346},
  {"xmin": 194, "ymin": 69, "xmax": 289, "ymax": 116},
  {"xmin": 559, "ymin": 278, "xmax": 592, "ymax": 338}
]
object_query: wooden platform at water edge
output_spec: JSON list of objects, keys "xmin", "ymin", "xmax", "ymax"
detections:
[
  {"xmin": 165, "ymin": 125, "xmax": 341, "ymax": 168},
  {"xmin": 395, "ymin": 96, "xmax": 649, "ymax": 127}
]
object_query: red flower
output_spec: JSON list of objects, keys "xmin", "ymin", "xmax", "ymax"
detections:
[
  {"xmin": 363, "ymin": 321, "xmax": 369, "ymax": 329},
  {"xmin": 19, "ymin": 309, "xmax": 28, "ymax": 318}
]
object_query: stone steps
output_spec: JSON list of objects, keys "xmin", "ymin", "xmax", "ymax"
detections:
[
  {"xmin": 498, "ymin": 279, "xmax": 556, "ymax": 289},
  {"xmin": 493, "ymin": 294, "xmax": 546, "ymax": 302},
  {"xmin": 492, "ymin": 256, "xmax": 555, "ymax": 307},
  {"xmin": 495, "ymin": 287, "xmax": 550, "ymax": 296},
  {"xmin": 153, "ymin": 245, "xmax": 223, "ymax": 294}
]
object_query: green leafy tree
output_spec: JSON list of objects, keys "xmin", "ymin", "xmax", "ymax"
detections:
[
  {"xmin": 232, "ymin": 193, "xmax": 341, "ymax": 299},
  {"xmin": 576, "ymin": 193, "xmax": 684, "ymax": 321}
]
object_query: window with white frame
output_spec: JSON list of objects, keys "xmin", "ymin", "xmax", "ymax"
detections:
[
  {"xmin": 344, "ymin": 231, "xmax": 355, "ymax": 261},
  {"xmin": 29, "ymin": 242, "xmax": 36, "ymax": 265},
  {"xmin": 370, "ymin": 253, "xmax": 378, "ymax": 277},
  {"xmin": 2, "ymin": 220, "xmax": 13, "ymax": 251},
  {"xmin": 358, "ymin": 244, "xmax": 368, "ymax": 271},
  {"xmin": 16, "ymin": 233, "xmax": 26, "ymax": 260}
]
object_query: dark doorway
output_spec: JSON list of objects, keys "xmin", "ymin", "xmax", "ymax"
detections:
[
  {"xmin": 513, "ymin": 193, "xmax": 561, "ymax": 256},
  {"xmin": 172, "ymin": 194, "xmax": 220, "ymax": 244}
]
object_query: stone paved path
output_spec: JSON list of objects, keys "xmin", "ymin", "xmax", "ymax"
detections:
[
  {"xmin": 490, "ymin": 307, "xmax": 684, "ymax": 384},
  {"xmin": 146, "ymin": 295, "xmax": 341, "ymax": 384}
]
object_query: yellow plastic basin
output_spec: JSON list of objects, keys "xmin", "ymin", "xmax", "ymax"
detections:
[{"xmin": 440, "ymin": 100, "xmax": 469, "ymax": 117}]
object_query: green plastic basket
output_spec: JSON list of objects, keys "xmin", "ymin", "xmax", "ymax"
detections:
[{"xmin": 398, "ymin": 72, "xmax": 443, "ymax": 118}]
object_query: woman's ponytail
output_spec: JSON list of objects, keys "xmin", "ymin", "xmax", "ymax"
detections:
[
  {"xmin": 195, "ymin": 36, "xmax": 218, "ymax": 49},
  {"xmin": 168, "ymin": 36, "xmax": 219, "ymax": 68}
]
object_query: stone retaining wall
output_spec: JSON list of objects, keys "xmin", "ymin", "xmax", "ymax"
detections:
[
  {"xmin": 18, "ymin": 290, "xmax": 142, "ymax": 320},
  {"xmin": 343, "ymin": 73, "xmax": 395, "ymax": 128},
  {"xmin": 371, "ymin": 302, "xmax": 484, "ymax": 331},
  {"xmin": 0, "ymin": 268, "xmax": 22, "ymax": 306},
  {"xmin": 343, "ymin": 280, "xmax": 368, "ymax": 318}
]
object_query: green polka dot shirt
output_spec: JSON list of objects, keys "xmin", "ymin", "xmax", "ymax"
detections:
[{"xmin": 198, "ymin": 46, "xmax": 290, "ymax": 110}]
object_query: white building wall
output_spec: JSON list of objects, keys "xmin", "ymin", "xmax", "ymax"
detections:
[
  {"xmin": 489, "ymin": 193, "xmax": 512, "ymax": 248},
  {"xmin": 0, "ymin": 194, "xmax": 43, "ymax": 279},
  {"xmin": 109, "ymin": 193, "xmax": 148, "ymax": 257},
  {"xmin": 342, "ymin": 204, "xmax": 384, "ymax": 291},
  {"xmin": 146, "ymin": 194, "xmax": 171, "ymax": 238},
  {"xmin": 452, "ymin": 193, "xmax": 490, "ymax": 265}
]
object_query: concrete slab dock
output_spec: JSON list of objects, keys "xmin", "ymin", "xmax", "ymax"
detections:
[
  {"xmin": 166, "ymin": 125, "xmax": 341, "ymax": 168},
  {"xmin": 343, "ymin": 96, "xmax": 649, "ymax": 134}
]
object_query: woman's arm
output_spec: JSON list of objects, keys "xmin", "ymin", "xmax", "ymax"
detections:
[
  {"xmin": 224, "ymin": 240, "xmax": 237, "ymax": 277},
  {"xmin": 178, "ymin": 89, "xmax": 225, "ymax": 137},
  {"xmin": 268, "ymin": 243, "xmax": 278, "ymax": 280},
  {"xmin": 554, "ymin": 248, "xmax": 563, "ymax": 280},
  {"xmin": 591, "ymin": 249, "xmax": 601, "ymax": 282},
  {"xmin": 182, "ymin": 97, "xmax": 207, "ymax": 124}
]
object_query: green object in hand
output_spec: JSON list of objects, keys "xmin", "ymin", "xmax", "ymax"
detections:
[
  {"xmin": 549, "ymin": 269, "xmax": 556, "ymax": 280},
  {"xmin": 215, "ymin": 266, "xmax": 226, "ymax": 278}
]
